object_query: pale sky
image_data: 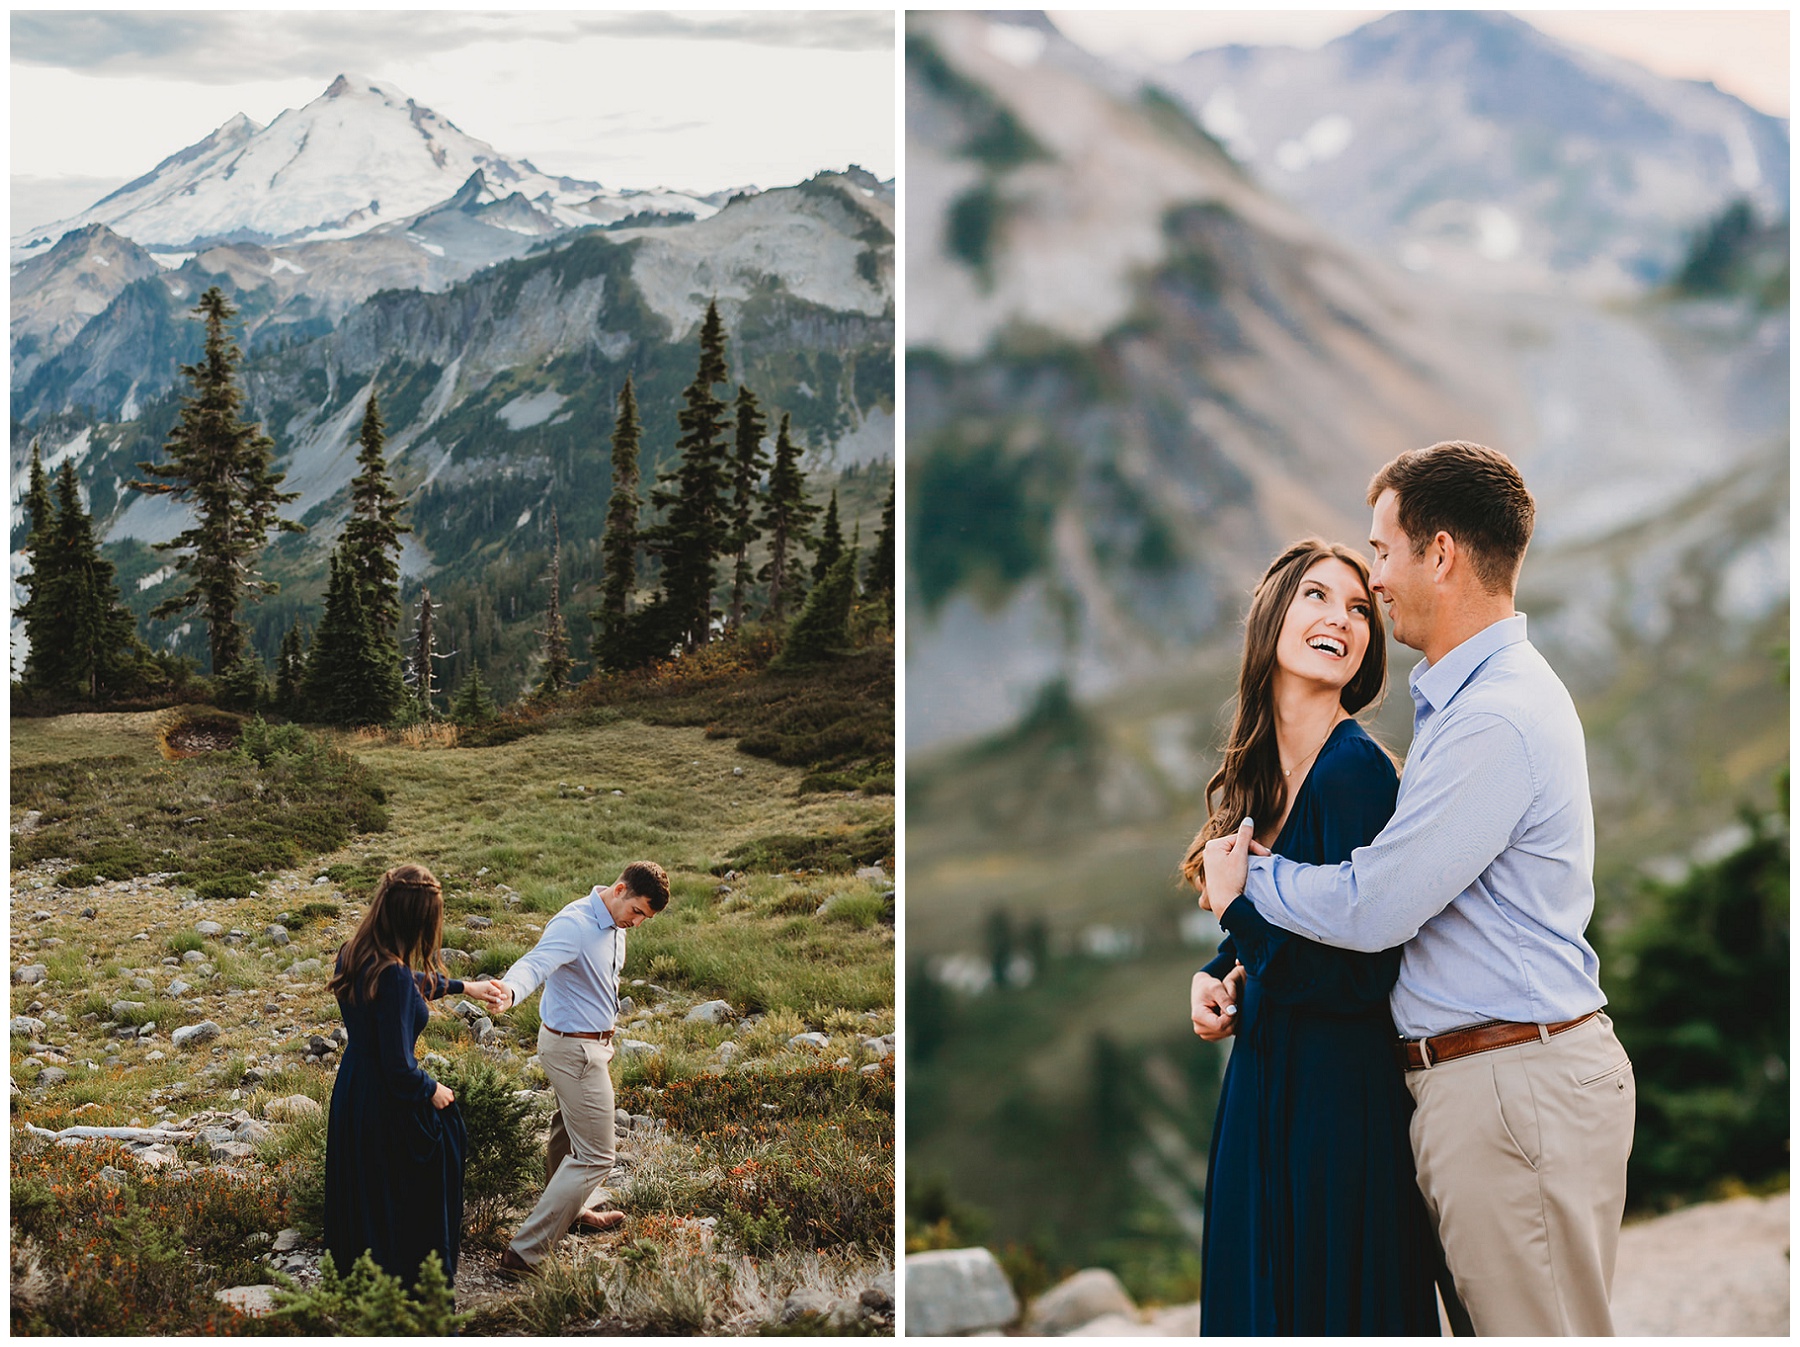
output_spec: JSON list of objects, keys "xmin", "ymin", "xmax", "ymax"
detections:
[
  {"xmin": 12, "ymin": 9, "xmax": 896, "ymax": 235},
  {"xmin": 1050, "ymin": 10, "xmax": 1790, "ymax": 119}
]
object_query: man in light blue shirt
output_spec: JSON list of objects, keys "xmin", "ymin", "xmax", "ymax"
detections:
[
  {"xmin": 1197, "ymin": 442, "xmax": 1635, "ymax": 1335},
  {"xmin": 491, "ymin": 861, "xmax": 670, "ymax": 1276}
]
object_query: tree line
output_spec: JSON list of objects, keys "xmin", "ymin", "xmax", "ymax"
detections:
[{"xmin": 14, "ymin": 287, "xmax": 896, "ymax": 725}]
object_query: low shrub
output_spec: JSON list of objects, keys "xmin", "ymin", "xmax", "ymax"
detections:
[
  {"xmin": 268, "ymin": 1248, "xmax": 466, "ymax": 1334},
  {"xmin": 9, "ymin": 1138, "xmax": 286, "ymax": 1334},
  {"xmin": 722, "ymin": 824, "xmax": 893, "ymax": 875},
  {"xmin": 439, "ymin": 1056, "xmax": 545, "ymax": 1248}
]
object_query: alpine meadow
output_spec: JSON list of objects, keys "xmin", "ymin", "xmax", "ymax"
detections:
[{"xmin": 11, "ymin": 23, "xmax": 896, "ymax": 1336}]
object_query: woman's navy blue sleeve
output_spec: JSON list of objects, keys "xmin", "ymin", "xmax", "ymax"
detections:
[
  {"xmin": 1201, "ymin": 934, "xmax": 1239, "ymax": 981},
  {"xmin": 412, "ymin": 971, "xmax": 464, "ymax": 999},
  {"xmin": 377, "ymin": 965, "xmax": 438, "ymax": 1101},
  {"xmin": 1222, "ymin": 739, "xmax": 1403, "ymax": 1011}
]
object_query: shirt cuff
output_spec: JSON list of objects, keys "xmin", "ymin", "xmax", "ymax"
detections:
[{"xmin": 1219, "ymin": 891, "xmax": 1283, "ymax": 955}]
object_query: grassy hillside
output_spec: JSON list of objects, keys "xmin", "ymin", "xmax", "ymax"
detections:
[{"xmin": 9, "ymin": 668, "xmax": 894, "ymax": 1334}]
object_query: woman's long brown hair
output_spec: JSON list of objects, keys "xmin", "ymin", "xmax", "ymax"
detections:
[
  {"xmin": 327, "ymin": 863, "xmax": 448, "ymax": 1006},
  {"xmin": 1181, "ymin": 540, "xmax": 1388, "ymax": 889}
]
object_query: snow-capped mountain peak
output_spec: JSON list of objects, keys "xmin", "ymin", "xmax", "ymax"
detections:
[{"xmin": 13, "ymin": 73, "xmax": 605, "ymax": 256}]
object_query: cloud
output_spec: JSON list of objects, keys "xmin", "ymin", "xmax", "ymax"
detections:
[{"xmin": 11, "ymin": 10, "xmax": 893, "ymax": 83}]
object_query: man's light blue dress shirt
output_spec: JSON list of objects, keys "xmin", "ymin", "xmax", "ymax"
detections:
[
  {"xmin": 499, "ymin": 887, "xmax": 625, "ymax": 1033},
  {"xmin": 1241, "ymin": 614, "xmax": 1606, "ymax": 1038}
]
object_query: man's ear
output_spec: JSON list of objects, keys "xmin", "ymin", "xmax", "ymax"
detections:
[{"xmin": 1430, "ymin": 530, "xmax": 1456, "ymax": 583}]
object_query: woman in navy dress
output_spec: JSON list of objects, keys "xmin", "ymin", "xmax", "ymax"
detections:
[
  {"xmin": 323, "ymin": 863, "xmax": 505, "ymax": 1290},
  {"xmin": 1181, "ymin": 541, "xmax": 1440, "ymax": 1336}
]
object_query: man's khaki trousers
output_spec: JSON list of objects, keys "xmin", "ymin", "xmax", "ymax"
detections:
[
  {"xmin": 1407, "ymin": 1012, "xmax": 1635, "ymax": 1335},
  {"xmin": 509, "ymin": 1027, "xmax": 617, "ymax": 1266}
]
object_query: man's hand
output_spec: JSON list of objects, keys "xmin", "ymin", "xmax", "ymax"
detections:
[
  {"xmin": 1191, "ymin": 964, "xmax": 1245, "ymax": 1040},
  {"xmin": 1201, "ymin": 818, "xmax": 1263, "ymax": 915},
  {"xmin": 465, "ymin": 979, "xmax": 512, "ymax": 1013}
]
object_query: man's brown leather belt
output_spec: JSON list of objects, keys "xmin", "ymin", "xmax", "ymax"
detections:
[
  {"xmin": 1398, "ymin": 1011, "xmax": 1599, "ymax": 1070},
  {"xmin": 546, "ymin": 1026, "xmax": 614, "ymax": 1041}
]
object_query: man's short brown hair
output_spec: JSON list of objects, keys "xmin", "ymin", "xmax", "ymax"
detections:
[
  {"xmin": 1368, "ymin": 440, "xmax": 1535, "ymax": 594},
  {"xmin": 620, "ymin": 861, "xmax": 671, "ymax": 912}
]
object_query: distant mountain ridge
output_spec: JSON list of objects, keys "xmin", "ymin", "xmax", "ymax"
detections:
[
  {"xmin": 13, "ymin": 73, "xmax": 729, "ymax": 257},
  {"xmin": 1154, "ymin": 10, "xmax": 1789, "ymax": 293},
  {"xmin": 904, "ymin": 10, "xmax": 1785, "ymax": 749}
]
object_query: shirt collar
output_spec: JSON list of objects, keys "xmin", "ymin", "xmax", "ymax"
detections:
[
  {"xmin": 1409, "ymin": 613, "xmax": 1528, "ymax": 716},
  {"xmin": 589, "ymin": 886, "xmax": 618, "ymax": 932}
]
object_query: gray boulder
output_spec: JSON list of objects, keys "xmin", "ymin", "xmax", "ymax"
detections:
[
  {"xmin": 110, "ymin": 1000, "xmax": 147, "ymax": 1019},
  {"xmin": 195, "ymin": 921, "xmax": 224, "ymax": 936},
  {"xmin": 861, "ymin": 1033, "xmax": 896, "ymax": 1059},
  {"xmin": 906, "ymin": 1247, "xmax": 1020, "ymax": 1336},
  {"xmin": 685, "ymin": 999, "xmax": 734, "ymax": 1024},
  {"xmin": 167, "ymin": 979, "xmax": 192, "ymax": 997},
  {"xmin": 11, "ymin": 1017, "xmax": 45, "ymax": 1037},
  {"xmin": 781, "ymin": 1288, "xmax": 835, "ymax": 1323},
  {"xmin": 171, "ymin": 1021, "xmax": 223, "ymax": 1049},
  {"xmin": 37, "ymin": 1067, "xmax": 68, "ymax": 1087},
  {"xmin": 263, "ymin": 1094, "xmax": 323, "ymax": 1122},
  {"xmin": 265, "ymin": 925, "xmax": 290, "ymax": 945},
  {"xmin": 788, "ymin": 1031, "xmax": 830, "ymax": 1050},
  {"xmin": 14, "ymin": 964, "xmax": 47, "ymax": 985},
  {"xmin": 215, "ymin": 1285, "xmax": 278, "ymax": 1318},
  {"xmin": 1026, "ymin": 1268, "xmax": 1138, "ymax": 1335},
  {"xmin": 855, "ymin": 866, "xmax": 890, "ymax": 883},
  {"xmin": 619, "ymin": 1039, "xmax": 659, "ymax": 1057},
  {"xmin": 182, "ymin": 950, "xmax": 207, "ymax": 965}
]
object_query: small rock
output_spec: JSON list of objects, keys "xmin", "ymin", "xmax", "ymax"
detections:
[
  {"xmin": 80, "ymin": 907, "xmax": 97, "ymax": 919},
  {"xmin": 241, "ymin": 1067, "xmax": 266, "ymax": 1086},
  {"xmin": 168, "ymin": 979, "xmax": 192, "ymax": 997},
  {"xmin": 111, "ymin": 1000, "xmax": 147, "ymax": 1019},
  {"xmin": 466, "ymin": 915, "xmax": 493, "ymax": 929},
  {"xmin": 861, "ymin": 1282, "xmax": 896, "ymax": 1315},
  {"xmin": 619, "ymin": 1039, "xmax": 660, "ymax": 1057},
  {"xmin": 233, "ymin": 1119, "xmax": 274, "ymax": 1145},
  {"xmin": 861, "ymin": 1033, "xmax": 896, "ymax": 1059},
  {"xmin": 615, "ymin": 1108, "xmax": 632, "ymax": 1128},
  {"xmin": 287, "ymin": 958, "xmax": 322, "ymax": 978},
  {"xmin": 716, "ymin": 1041, "xmax": 741, "ymax": 1063},
  {"xmin": 855, "ymin": 866, "xmax": 889, "ymax": 883},
  {"xmin": 685, "ymin": 999, "xmax": 734, "ymax": 1024},
  {"xmin": 272, "ymin": 1227, "xmax": 306, "ymax": 1252},
  {"xmin": 782, "ymin": 1288, "xmax": 835, "ymax": 1323},
  {"xmin": 31, "ymin": 910, "xmax": 52, "ymax": 922},
  {"xmin": 195, "ymin": 921, "xmax": 224, "ymax": 936},
  {"xmin": 330, "ymin": 1027, "xmax": 347, "ymax": 1046},
  {"xmin": 145, "ymin": 1050, "xmax": 166, "ymax": 1062},
  {"xmin": 182, "ymin": 950, "xmax": 207, "ymax": 965},
  {"xmin": 11, "ymin": 1017, "xmax": 46, "ymax": 1037},
  {"xmin": 1026, "ymin": 1267, "xmax": 1138, "ymax": 1336},
  {"xmin": 307, "ymin": 1036, "xmax": 333, "ymax": 1056},
  {"xmin": 788, "ymin": 1032, "xmax": 830, "ymax": 1050},
  {"xmin": 97, "ymin": 1164, "xmax": 129, "ymax": 1185},
  {"xmin": 37, "ymin": 1067, "xmax": 69, "ymax": 1086},
  {"xmin": 263, "ymin": 1094, "xmax": 323, "ymax": 1123},
  {"xmin": 472, "ymin": 1016, "xmax": 495, "ymax": 1040},
  {"xmin": 215, "ymin": 1285, "xmax": 278, "ymax": 1318},
  {"xmin": 265, "ymin": 926, "xmax": 290, "ymax": 946},
  {"xmin": 619, "ymin": 996, "xmax": 636, "ymax": 1016},
  {"xmin": 906, "ymin": 1247, "xmax": 1021, "ymax": 1336},
  {"xmin": 172, "ymin": 1021, "xmax": 223, "ymax": 1048},
  {"xmin": 454, "ymin": 1000, "xmax": 481, "ymax": 1021},
  {"xmin": 14, "ymin": 964, "xmax": 47, "ymax": 985}
]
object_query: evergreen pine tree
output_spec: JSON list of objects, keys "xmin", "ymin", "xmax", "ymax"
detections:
[
  {"xmin": 592, "ymin": 377, "xmax": 644, "ymax": 671},
  {"xmin": 534, "ymin": 512, "xmax": 573, "ymax": 698},
  {"xmin": 647, "ymin": 300, "xmax": 732, "ymax": 649},
  {"xmin": 725, "ymin": 384, "xmax": 769, "ymax": 631},
  {"xmin": 301, "ymin": 550, "xmax": 406, "ymax": 725},
  {"xmin": 756, "ymin": 413, "xmax": 819, "ymax": 623},
  {"xmin": 450, "ymin": 664, "xmax": 499, "ymax": 726},
  {"xmin": 774, "ymin": 545, "xmax": 859, "ymax": 669},
  {"xmin": 30, "ymin": 462, "xmax": 155, "ymax": 700},
  {"xmin": 274, "ymin": 622, "xmax": 307, "ymax": 715},
  {"xmin": 865, "ymin": 475, "xmax": 896, "ymax": 623},
  {"xmin": 812, "ymin": 488, "xmax": 845, "ymax": 585},
  {"xmin": 128, "ymin": 286, "xmax": 302, "ymax": 673},
  {"xmin": 16, "ymin": 439, "xmax": 56, "ymax": 680},
  {"xmin": 341, "ymin": 388, "xmax": 410, "ymax": 642}
]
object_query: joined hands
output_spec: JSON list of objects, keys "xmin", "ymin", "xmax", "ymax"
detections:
[{"xmin": 463, "ymin": 979, "xmax": 513, "ymax": 1014}]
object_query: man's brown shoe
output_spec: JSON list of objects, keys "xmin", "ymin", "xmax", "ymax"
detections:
[
  {"xmin": 495, "ymin": 1248, "xmax": 537, "ymax": 1281},
  {"xmin": 572, "ymin": 1208, "xmax": 627, "ymax": 1234}
]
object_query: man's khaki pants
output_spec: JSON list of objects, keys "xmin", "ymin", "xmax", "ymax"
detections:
[
  {"xmin": 509, "ymin": 1028, "xmax": 616, "ymax": 1266},
  {"xmin": 1407, "ymin": 1012, "xmax": 1635, "ymax": 1335}
]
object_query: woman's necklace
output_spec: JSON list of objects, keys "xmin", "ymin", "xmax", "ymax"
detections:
[{"xmin": 1281, "ymin": 720, "xmax": 1338, "ymax": 777}]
